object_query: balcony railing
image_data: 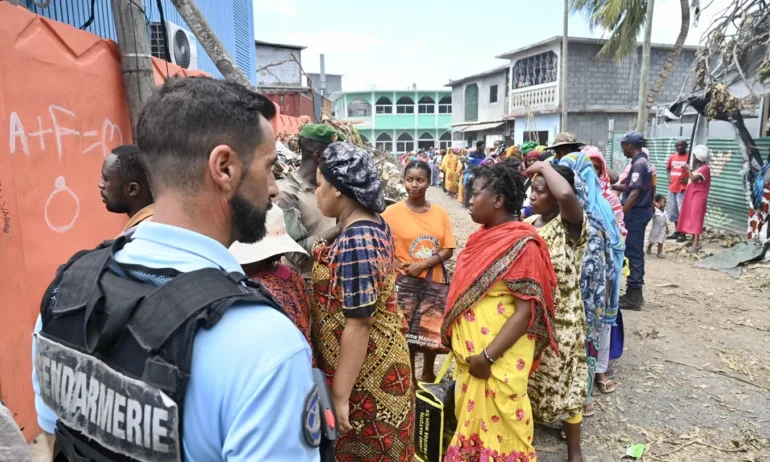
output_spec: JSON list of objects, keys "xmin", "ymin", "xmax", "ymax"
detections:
[
  {"xmin": 510, "ymin": 83, "xmax": 558, "ymax": 112},
  {"xmin": 345, "ymin": 116, "xmax": 373, "ymax": 129}
]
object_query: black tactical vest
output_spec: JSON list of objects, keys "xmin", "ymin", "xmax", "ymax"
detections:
[{"xmin": 35, "ymin": 236, "xmax": 284, "ymax": 462}]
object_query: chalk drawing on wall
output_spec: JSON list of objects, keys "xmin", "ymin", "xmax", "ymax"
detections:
[{"xmin": 44, "ymin": 176, "xmax": 80, "ymax": 233}]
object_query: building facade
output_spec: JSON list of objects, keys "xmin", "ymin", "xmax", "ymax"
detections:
[
  {"xmin": 24, "ymin": 0, "xmax": 257, "ymax": 84},
  {"xmin": 255, "ymin": 40, "xmax": 304, "ymax": 87},
  {"xmin": 331, "ymin": 90, "xmax": 453, "ymax": 152},
  {"xmin": 450, "ymin": 37, "xmax": 697, "ymax": 153},
  {"xmin": 447, "ymin": 65, "xmax": 512, "ymax": 148},
  {"xmin": 307, "ymin": 73, "xmax": 343, "ymax": 95}
]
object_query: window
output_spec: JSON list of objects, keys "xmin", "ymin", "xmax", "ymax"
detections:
[
  {"xmin": 512, "ymin": 51, "xmax": 558, "ymax": 89},
  {"xmin": 464, "ymin": 84, "xmax": 478, "ymax": 122},
  {"xmin": 489, "ymin": 85, "xmax": 498, "ymax": 103},
  {"xmin": 375, "ymin": 96, "xmax": 393, "ymax": 114},
  {"xmin": 418, "ymin": 96, "xmax": 435, "ymax": 114},
  {"xmin": 439, "ymin": 131, "xmax": 452, "ymax": 150},
  {"xmin": 396, "ymin": 96, "xmax": 415, "ymax": 114},
  {"xmin": 438, "ymin": 95, "xmax": 452, "ymax": 114},
  {"xmin": 418, "ymin": 132, "xmax": 434, "ymax": 150},
  {"xmin": 376, "ymin": 133, "xmax": 392, "ymax": 151},
  {"xmin": 347, "ymin": 97, "xmax": 371, "ymax": 117},
  {"xmin": 523, "ymin": 131, "xmax": 550, "ymax": 146},
  {"xmin": 396, "ymin": 132, "xmax": 414, "ymax": 152}
]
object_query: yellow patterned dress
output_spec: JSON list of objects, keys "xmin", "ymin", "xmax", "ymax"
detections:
[
  {"xmin": 447, "ymin": 281, "xmax": 538, "ymax": 461},
  {"xmin": 525, "ymin": 214, "xmax": 589, "ymax": 424},
  {"xmin": 311, "ymin": 220, "xmax": 415, "ymax": 461}
]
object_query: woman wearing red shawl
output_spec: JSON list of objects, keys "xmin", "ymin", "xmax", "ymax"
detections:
[{"xmin": 441, "ymin": 160, "xmax": 558, "ymax": 461}]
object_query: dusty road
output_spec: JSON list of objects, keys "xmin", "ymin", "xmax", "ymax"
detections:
[{"xmin": 423, "ymin": 186, "xmax": 770, "ymax": 462}]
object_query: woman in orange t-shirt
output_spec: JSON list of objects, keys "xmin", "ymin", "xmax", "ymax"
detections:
[{"xmin": 383, "ymin": 160, "xmax": 456, "ymax": 382}]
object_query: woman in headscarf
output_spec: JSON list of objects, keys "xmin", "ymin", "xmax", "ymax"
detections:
[
  {"xmin": 522, "ymin": 150, "xmax": 543, "ymax": 218},
  {"xmin": 584, "ymin": 147, "xmax": 626, "ymax": 237},
  {"xmin": 441, "ymin": 159, "xmax": 558, "ymax": 461},
  {"xmin": 558, "ymin": 153, "xmax": 625, "ymax": 413},
  {"xmin": 524, "ymin": 160, "xmax": 587, "ymax": 462},
  {"xmin": 677, "ymin": 145, "xmax": 712, "ymax": 252},
  {"xmin": 583, "ymin": 146, "xmax": 626, "ymax": 386},
  {"xmin": 442, "ymin": 148, "xmax": 461, "ymax": 197},
  {"xmin": 312, "ymin": 142, "xmax": 414, "ymax": 460}
]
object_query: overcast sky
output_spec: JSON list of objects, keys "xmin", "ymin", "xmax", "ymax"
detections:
[{"xmin": 252, "ymin": 0, "xmax": 732, "ymax": 91}]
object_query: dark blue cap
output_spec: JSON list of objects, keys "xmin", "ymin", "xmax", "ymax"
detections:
[{"xmin": 621, "ymin": 131, "xmax": 644, "ymax": 146}]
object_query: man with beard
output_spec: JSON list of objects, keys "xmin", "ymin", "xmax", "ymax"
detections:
[
  {"xmin": 32, "ymin": 77, "xmax": 321, "ymax": 461},
  {"xmin": 99, "ymin": 144, "xmax": 154, "ymax": 236}
]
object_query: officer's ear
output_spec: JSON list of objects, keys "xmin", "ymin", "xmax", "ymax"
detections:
[{"xmin": 208, "ymin": 144, "xmax": 242, "ymax": 198}]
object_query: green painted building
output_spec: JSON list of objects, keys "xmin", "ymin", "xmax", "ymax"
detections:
[{"xmin": 330, "ymin": 90, "xmax": 453, "ymax": 152}]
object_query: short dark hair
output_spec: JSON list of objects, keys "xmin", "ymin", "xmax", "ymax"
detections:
[
  {"xmin": 551, "ymin": 164, "xmax": 577, "ymax": 193},
  {"xmin": 472, "ymin": 158, "xmax": 527, "ymax": 214},
  {"xmin": 404, "ymin": 160, "xmax": 431, "ymax": 179},
  {"xmin": 299, "ymin": 136, "xmax": 330, "ymax": 160},
  {"xmin": 655, "ymin": 194, "xmax": 666, "ymax": 202},
  {"xmin": 476, "ymin": 140, "xmax": 485, "ymax": 149},
  {"xmin": 112, "ymin": 144, "xmax": 149, "ymax": 189},
  {"xmin": 136, "ymin": 77, "xmax": 276, "ymax": 193}
]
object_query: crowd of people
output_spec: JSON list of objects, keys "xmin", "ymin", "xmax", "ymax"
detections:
[{"xmin": 28, "ymin": 76, "xmax": 714, "ymax": 462}]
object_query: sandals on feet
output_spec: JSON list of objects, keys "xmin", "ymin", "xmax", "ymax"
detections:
[
  {"xmin": 583, "ymin": 402, "xmax": 596, "ymax": 417},
  {"xmin": 596, "ymin": 379, "xmax": 616, "ymax": 394}
]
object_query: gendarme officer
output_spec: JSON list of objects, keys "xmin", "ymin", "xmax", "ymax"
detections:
[
  {"xmin": 619, "ymin": 131, "xmax": 654, "ymax": 310},
  {"xmin": 32, "ymin": 77, "xmax": 324, "ymax": 461}
]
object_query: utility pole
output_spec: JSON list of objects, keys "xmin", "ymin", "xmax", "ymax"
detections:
[
  {"xmin": 111, "ymin": 0, "xmax": 156, "ymax": 138},
  {"xmin": 561, "ymin": 0, "xmax": 569, "ymax": 131},
  {"xmin": 168, "ymin": 0, "xmax": 256, "ymax": 91},
  {"xmin": 635, "ymin": 0, "xmax": 656, "ymax": 132}
]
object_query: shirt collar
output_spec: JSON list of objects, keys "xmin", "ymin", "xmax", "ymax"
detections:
[
  {"xmin": 632, "ymin": 152, "xmax": 648, "ymax": 162},
  {"xmin": 290, "ymin": 171, "xmax": 316, "ymax": 193},
  {"xmin": 126, "ymin": 221, "xmax": 243, "ymax": 274}
]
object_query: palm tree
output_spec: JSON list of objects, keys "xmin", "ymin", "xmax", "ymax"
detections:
[{"xmin": 571, "ymin": 0, "xmax": 693, "ymax": 131}]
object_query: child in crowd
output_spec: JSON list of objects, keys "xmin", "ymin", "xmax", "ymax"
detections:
[{"xmin": 647, "ymin": 194, "xmax": 668, "ymax": 258}]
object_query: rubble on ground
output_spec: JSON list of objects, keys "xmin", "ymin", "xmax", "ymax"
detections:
[{"xmin": 276, "ymin": 117, "xmax": 407, "ymax": 203}]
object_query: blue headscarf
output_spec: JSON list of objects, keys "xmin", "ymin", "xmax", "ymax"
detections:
[{"xmin": 558, "ymin": 153, "xmax": 625, "ymax": 325}]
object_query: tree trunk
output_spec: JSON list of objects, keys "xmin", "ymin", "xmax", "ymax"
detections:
[
  {"xmin": 561, "ymin": 0, "xmax": 569, "ymax": 131},
  {"xmin": 635, "ymin": 0, "xmax": 656, "ymax": 133},
  {"xmin": 646, "ymin": 0, "xmax": 690, "ymax": 111},
  {"xmin": 168, "ymin": 0, "xmax": 255, "ymax": 91}
]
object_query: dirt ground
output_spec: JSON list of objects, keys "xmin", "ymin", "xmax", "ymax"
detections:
[{"xmin": 417, "ymin": 187, "xmax": 770, "ymax": 462}]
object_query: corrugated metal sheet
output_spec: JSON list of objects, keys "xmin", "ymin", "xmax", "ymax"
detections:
[
  {"xmin": 645, "ymin": 137, "xmax": 752, "ymax": 235},
  {"xmin": 24, "ymin": 0, "xmax": 255, "ymax": 84}
]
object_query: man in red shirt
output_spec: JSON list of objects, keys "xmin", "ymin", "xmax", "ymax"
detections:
[{"xmin": 666, "ymin": 140, "xmax": 689, "ymax": 240}]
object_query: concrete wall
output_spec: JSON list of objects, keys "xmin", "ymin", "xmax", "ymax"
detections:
[
  {"xmin": 256, "ymin": 45, "xmax": 302, "ymax": 87},
  {"xmin": 569, "ymin": 112, "xmax": 637, "ymax": 153},
  {"xmin": 514, "ymin": 113, "xmax": 562, "ymax": 146},
  {"xmin": 451, "ymin": 70, "xmax": 508, "ymax": 124},
  {"xmin": 307, "ymin": 73, "xmax": 343, "ymax": 95},
  {"xmin": 566, "ymin": 42, "xmax": 696, "ymax": 112}
]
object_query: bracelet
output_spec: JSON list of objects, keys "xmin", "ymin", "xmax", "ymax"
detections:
[{"xmin": 483, "ymin": 349, "xmax": 495, "ymax": 364}]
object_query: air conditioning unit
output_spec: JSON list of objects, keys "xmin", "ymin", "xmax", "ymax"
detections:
[{"xmin": 150, "ymin": 21, "xmax": 198, "ymax": 70}]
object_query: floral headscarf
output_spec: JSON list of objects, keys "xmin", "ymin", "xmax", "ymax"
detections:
[{"xmin": 582, "ymin": 146, "xmax": 627, "ymax": 237}]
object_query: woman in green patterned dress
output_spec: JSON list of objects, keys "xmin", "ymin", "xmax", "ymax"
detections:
[{"xmin": 524, "ymin": 161, "xmax": 588, "ymax": 462}]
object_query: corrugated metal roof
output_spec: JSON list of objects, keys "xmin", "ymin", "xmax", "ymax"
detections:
[{"xmin": 645, "ymin": 137, "xmax": 752, "ymax": 236}]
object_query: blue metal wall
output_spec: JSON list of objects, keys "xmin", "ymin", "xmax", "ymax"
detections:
[{"xmin": 24, "ymin": 0, "xmax": 256, "ymax": 84}]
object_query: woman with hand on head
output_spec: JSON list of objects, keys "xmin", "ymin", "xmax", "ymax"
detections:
[
  {"xmin": 382, "ymin": 160, "xmax": 456, "ymax": 383},
  {"xmin": 312, "ymin": 142, "xmax": 414, "ymax": 461},
  {"xmin": 441, "ymin": 159, "xmax": 558, "ymax": 461},
  {"xmin": 525, "ymin": 160, "xmax": 589, "ymax": 462}
]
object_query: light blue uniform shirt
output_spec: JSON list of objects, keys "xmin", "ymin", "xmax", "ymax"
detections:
[{"xmin": 32, "ymin": 222, "xmax": 320, "ymax": 461}]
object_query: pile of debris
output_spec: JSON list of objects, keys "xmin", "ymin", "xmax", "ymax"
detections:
[{"xmin": 275, "ymin": 117, "xmax": 406, "ymax": 204}]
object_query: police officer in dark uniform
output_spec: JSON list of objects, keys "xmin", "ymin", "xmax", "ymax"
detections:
[
  {"xmin": 619, "ymin": 131, "xmax": 654, "ymax": 310},
  {"xmin": 31, "ymin": 78, "xmax": 335, "ymax": 461}
]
